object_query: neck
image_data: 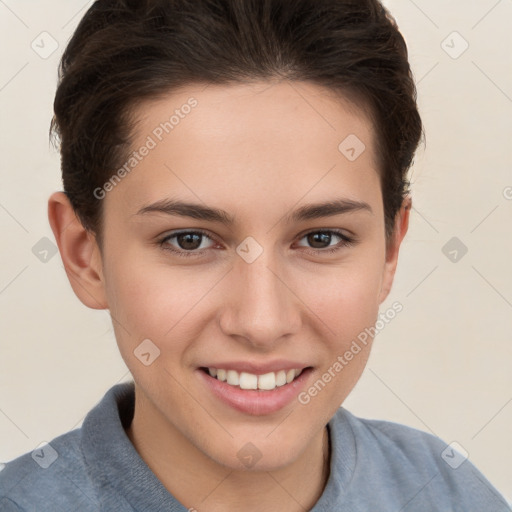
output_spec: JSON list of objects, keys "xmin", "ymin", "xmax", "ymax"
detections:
[{"xmin": 125, "ymin": 387, "xmax": 331, "ymax": 512}]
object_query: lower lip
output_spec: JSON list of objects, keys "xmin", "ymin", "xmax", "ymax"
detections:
[{"xmin": 197, "ymin": 368, "xmax": 312, "ymax": 416}]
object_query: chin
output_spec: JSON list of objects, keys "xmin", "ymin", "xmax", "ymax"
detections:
[{"xmin": 202, "ymin": 432, "xmax": 309, "ymax": 473}]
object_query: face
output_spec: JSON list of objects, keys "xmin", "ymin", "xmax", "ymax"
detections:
[{"xmin": 92, "ymin": 81, "xmax": 402, "ymax": 470}]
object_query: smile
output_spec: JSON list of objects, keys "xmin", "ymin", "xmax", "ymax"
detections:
[
  {"xmin": 198, "ymin": 365, "xmax": 313, "ymax": 415},
  {"xmin": 203, "ymin": 367, "xmax": 304, "ymax": 391}
]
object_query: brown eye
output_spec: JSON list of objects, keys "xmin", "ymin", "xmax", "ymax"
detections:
[
  {"xmin": 175, "ymin": 232, "xmax": 203, "ymax": 250},
  {"xmin": 160, "ymin": 229, "xmax": 216, "ymax": 258},
  {"xmin": 296, "ymin": 230, "xmax": 355, "ymax": 254},
  {"xmin": 306, "ymin": 232, "xmax": 334, "ymax": 249}
]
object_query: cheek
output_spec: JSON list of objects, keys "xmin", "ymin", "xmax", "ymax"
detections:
[
  {"xmin": 103, "ymin": 254, "xmax": 206, "ymax": 345},
  {"xmin": 295, "ymin": 270, "xmax": 382, "ymax": 421},
  {"xmin": 293, "ymin": 252, "xmax": 384, "ymax": 405},
  {"xmin": 299, "ymin": 255, "xmax": 384, "ymax": 339}
]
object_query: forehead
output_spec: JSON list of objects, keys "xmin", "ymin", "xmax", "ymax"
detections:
[
  {"xmin": 109, "ymin": 80, "xmax": 381, "ymax": 218},
  {"xmin": 131, "ymin": 80, "xmax": 375, "ymax": 157}
]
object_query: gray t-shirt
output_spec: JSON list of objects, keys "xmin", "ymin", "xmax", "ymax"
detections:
[{"xmin": 0, "ymin": 382, "xmax": 509, "ymax": 511}]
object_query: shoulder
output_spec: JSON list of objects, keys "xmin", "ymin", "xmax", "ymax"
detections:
[
  {"xmin": 0, "ymin": 428, "xmax": 99, "ymax": 512},
  {"xmin": 0, "ymin": 383, "xmax": 136, "ymax": 512},
  {"xmin": 330, "ymin": 408, "xmax": 511, "ymax": 511}
]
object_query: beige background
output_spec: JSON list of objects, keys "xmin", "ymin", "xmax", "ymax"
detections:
[{"xmin": 0, "ymin": 0, "xmax": 511, "ymax": 504}]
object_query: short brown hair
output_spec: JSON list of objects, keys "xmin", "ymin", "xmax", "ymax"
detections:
[{"xmin": 50, "ymin": 0, "xmax": 423, "ymax": 240}]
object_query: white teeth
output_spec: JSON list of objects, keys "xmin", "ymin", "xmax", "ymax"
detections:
[
  {"xmin": 226, "ymin": 370, "xmax": 239, "ymax": 386},
  {"xmin": 258, "ymin": 372, "xmax": 276, "ymax": 390},
  {"xmin": 239, "ymin": 372, "xmax": 258, "ymax": 390},
  {"xmin": 206, "ymin": 367, "xmax": 304, "ymax": 390},
  {"xmin": 276, "ymin": 370, "xmax": 287, "ymax": 387}
]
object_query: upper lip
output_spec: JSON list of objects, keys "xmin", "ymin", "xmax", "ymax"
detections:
[{"xmin": 199, "ymin": 360, "xmax": 311, "ymax": 375}]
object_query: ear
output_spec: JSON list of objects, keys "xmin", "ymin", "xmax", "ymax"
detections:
[
  {"xmin": 378, "ymin": 196, "xmax": 411, "ymax": 304},
  {"xmin": 48, "ymin": 191, "xmax": 108, "ymax": 310}
]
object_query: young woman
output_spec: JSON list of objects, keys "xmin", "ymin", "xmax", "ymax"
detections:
[{"xmin": 1, "ymin": 0, "xmax": 510, "ymax": 510}]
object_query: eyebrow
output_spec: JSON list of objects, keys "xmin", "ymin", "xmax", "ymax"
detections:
[{"xmin": 136, "ymin": 197, "xmax": 373, "ymax": 225}]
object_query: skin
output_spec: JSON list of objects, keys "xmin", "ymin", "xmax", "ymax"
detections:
[{"xmin": 48, "ymin": 80, "xmax": 410, "ymax": 511}]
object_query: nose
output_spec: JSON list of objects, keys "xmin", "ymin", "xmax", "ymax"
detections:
[{"xmin": 218, "ymin": 250, "xmax": 302, "ymax": 350}]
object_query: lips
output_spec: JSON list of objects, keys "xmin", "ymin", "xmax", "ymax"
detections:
[{"xmin": 197, "ymin": 364, "xmax": 313, "ymax": 415}]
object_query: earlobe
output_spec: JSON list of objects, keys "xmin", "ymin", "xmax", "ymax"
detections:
[
  {"xmin": 378, "ymin": 196, "xmax": 411, "ymax": 304},
  {"xmin": 48, "ymin": 191, "xmax": 108, "ymax": 310}
]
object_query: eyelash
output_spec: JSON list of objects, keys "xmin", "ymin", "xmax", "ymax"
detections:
[{"xmin": 158, "ymin": 228, "xmax": 356, "ymax": 259}]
